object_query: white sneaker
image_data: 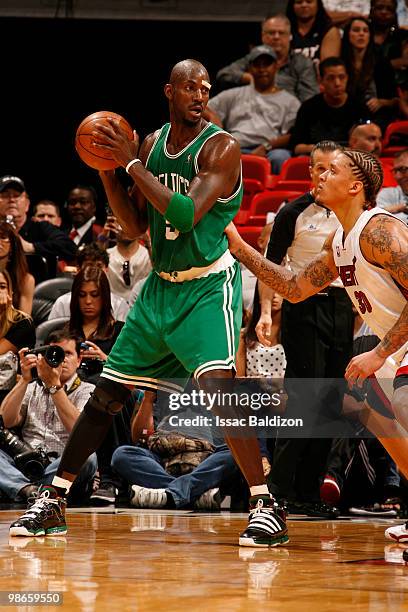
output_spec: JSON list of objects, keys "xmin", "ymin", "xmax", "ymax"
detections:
[
  {"xmin": 385, "ymin": 522, "xmax": 408, "ymax": 543},
  {"xmin": 130, "ymin": 485, "xmax": 167, "ymax": 509},
  {"xmin": 193, "ymin": 488, "xmax": 222, "ymax": 511}
]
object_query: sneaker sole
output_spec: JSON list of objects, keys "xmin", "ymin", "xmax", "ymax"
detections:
[
  {"xmin": 89, "ymin": 497, "xmax": 115, "ymax": 507},
  {"xmin": 9, "ymin": 526, "xmax": 45, "ymax": 537},
  {"xmin": 349, "ymin": 508, "xmax": 397, "ymax": 518},
  {"xmin": 239, "ymin": 534, "xmax": 290, "ymax": 547},
  {"xmin": 10, "ymin": 525, "xmax": 67, "ymax": 537}
]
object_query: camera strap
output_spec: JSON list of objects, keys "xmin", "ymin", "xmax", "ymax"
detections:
[{"xmin": 66, "ymin": 376, "xmax": 82, "ymax": 396}]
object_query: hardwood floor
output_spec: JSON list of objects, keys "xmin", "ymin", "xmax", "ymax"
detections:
[{"xmin": 0, "ymin": 509, "xmax": 407, "ymax": 611}]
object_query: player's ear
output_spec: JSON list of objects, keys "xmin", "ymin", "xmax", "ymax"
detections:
[
  {"xmin": 164, "ymin": 83, "xmax": 173, "ymax": 100},
  {"xmin": 350, "ymin": 181, "xmax": 364, "ymax": 196}
]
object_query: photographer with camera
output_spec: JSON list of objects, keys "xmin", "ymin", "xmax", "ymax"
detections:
[{"xmin": 0, "ymin": 330, "xmax": 97, "ymax": 503}]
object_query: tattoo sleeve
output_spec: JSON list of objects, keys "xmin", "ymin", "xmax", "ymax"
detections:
[
  {"xmin": 361, "ymin": 215, "xmax": 408, "ymax": 357},
  {"xmin": 234, "ymin": 241, "xmax": 337, "ymax": 302},
  {"xmin": 377, "ymin": 303, "xmax": 408, "ymax": 358}
]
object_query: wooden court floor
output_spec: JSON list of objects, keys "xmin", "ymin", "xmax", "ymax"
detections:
[{"xmin": 0, "ymin": 508, "xmax": 407, "ymax": 611}]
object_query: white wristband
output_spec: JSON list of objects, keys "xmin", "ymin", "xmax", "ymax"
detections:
[{"xmin": 125, "ymin": 158, "xmax": 142, "ymax": 174}]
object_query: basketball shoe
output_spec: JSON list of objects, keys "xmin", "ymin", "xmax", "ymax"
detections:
[
  {"xmin": 9, "ymin": 485, "xmax": 67, "ymax": 537},
  {"xmin": 239, "ymin": 495, "xmax": 289, "ymax": 547},
  {"xmin": 385, "ymin": 522, "xmax": 408, "ymax": 543}
]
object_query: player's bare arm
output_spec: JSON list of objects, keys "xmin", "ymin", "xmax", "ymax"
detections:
[
  {"xmin": 226, "ymin": 223, "xmax": 339, "ymax": 302},
  {"xmin": 96, "ymin": 124, "xmax": 155, "ymax": 238},
  {"xmin": 360, "ymin": 214, "xmax": 408, "ymax": 358}
]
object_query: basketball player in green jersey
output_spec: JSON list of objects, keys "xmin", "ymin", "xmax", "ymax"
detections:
[{"xmin": 9, "ymin": 59, "xmax": 288, "ymax": 547}]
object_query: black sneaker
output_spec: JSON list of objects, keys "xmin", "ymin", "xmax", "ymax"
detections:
[
  {"xmin": 293, "ymin": 501, "xmax": 340, "ymax": 519},
  {"xmin": 9, "ymin": 485, "xmax": 67, "ymax": 537},
  {"xmin": 239, "ymin": 495, "xmax": 289, "ymax": 547},
  {"xmin": 89, "ymin": 483, "xmax": 118, "ymax": 507}
]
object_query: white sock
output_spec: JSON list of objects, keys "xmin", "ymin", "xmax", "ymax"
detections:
[
  {"xmin": 52, "ymin": 476, "xmax": 73, "ymax": 493},
  {"xmin": 250, "ymin": 484, "xmax": 270, "ymax": 497}
]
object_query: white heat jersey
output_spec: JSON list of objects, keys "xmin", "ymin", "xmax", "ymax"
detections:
[{"xmin": 332, "ymin": 208, "xmax": 408, "ymax": 367}]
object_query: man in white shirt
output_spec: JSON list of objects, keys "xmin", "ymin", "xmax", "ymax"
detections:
[{"xmin": 103, "ymin": 216, "xmax": 152, "ymax": 302}]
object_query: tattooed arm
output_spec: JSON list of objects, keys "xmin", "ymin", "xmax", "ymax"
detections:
[
  {"xmin": 360, "ymin": 214, "xmax": 408, "ymax": 359},
  {"xmin": 225, "ymin": 223, "xmax": 339, "ymax": 302}
]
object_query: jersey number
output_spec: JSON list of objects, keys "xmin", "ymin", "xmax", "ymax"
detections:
[
  {"xmin": 354, "ymin": 291, "xmax": 372, "ymax": 315},
  {"xmin": 165, "ymin": 221, "xmax": 179, "ymax": 241}
]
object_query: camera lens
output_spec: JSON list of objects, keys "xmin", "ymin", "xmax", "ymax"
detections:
[{"xmin": 44, "ymin": 345, "xmax": 65, "ymax": 368}]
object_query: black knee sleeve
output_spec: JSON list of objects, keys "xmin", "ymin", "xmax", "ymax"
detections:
[{"xmin": 85, "ymin": 377, "xmax": 132, "ymax": 418}]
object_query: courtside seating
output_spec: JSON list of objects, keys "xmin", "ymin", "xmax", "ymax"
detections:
[
  {"xmin": 236, "ymin": 226, "xmax": 263, "ymax": 249},
  {"xmin": 246, "ymin": 190, "xmax": 302, "ymax": 226},
  {"xmin": 382, "ymin": 121, "xmax": 408, "ymax": 156}
]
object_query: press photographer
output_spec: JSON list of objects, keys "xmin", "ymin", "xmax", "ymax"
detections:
[{"xmin": 0, "ymin": 330, "xmax": 97, "ymax": 502}]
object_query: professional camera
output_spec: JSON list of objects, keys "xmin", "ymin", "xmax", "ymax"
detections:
[
  {"xmin": 24, "ymin": 344, "xmax": 65, "ymax": 380},
  {"xmin": 0, "ymin": 416, "xmax": 50, "ymax": 480}
]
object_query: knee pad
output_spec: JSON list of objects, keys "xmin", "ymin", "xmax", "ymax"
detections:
[{"xmin": 85, "ymin": 378, "xmax": 132, "ymax": 417}]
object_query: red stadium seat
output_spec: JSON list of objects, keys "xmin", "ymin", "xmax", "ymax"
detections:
[
  {"xmin": 382, "ymin": 121, "xmax": 408, "ymax": 156},
  {"xmin": 241, "ymin": 154, "xmax": 271, "ymax": 186},
  {"xmin": 235, "ymin": 178, "xmax": 265, "ymax": 225},
  {"xmin": 380, "ymin": 157, "xmax": 397, "ymax": 188},
  {"xmin": 270, "ymin": 179, "xmax": 311, "ymax": 192},
  {"xmin": 246, "ymin": 190, "xmax": 302, "ymax": 226},
  {"xmin": 279, "ymin": 156, "xmax": 311, "ymax": 180},
  {"xmin": 237, "ymin": 225, "xmax": 263, "ymax": 250}
]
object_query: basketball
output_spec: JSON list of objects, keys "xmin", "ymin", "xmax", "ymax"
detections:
[{"xmin": 75, "ymin": 111, "xmax": 133, "ymax": 171}]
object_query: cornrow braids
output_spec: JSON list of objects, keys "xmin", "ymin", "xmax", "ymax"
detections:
[{"xmin": 343, "ymin": 149, "xmax": 383, "ymax": 208}]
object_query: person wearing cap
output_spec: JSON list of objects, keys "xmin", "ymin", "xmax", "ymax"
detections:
[
  {"xmin": 216, "ymin": 13, "xmax": 319, "ymax": 102},
  {"xmin": 207, "ymin": 45, "xmax": 300, "ymax": 174},
  {"xmin": 0, "ymin": 175, "xmax": 77, "ymax": 281}
]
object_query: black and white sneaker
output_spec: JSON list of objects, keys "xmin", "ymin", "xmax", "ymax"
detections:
[
  {"xmin": 89, "ymin": 483, "xmax": 118, "ymax": 507},
  {"xmin": 239, "ymin": 495, "xmax": 289, "ymax": 548},
  {"xmin": 9, "ymin": 485, "xmax": 67, "ymax": 537}
]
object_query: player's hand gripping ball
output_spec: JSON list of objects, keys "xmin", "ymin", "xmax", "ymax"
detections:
[{"xmin": 75, "ymin": 111, "xmax": 133, "ymax": 170}]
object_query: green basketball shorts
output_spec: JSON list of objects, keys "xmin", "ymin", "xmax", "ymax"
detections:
[{"xmin": 101, "ymin": 261, "xmax": 242, "ymax": 392}]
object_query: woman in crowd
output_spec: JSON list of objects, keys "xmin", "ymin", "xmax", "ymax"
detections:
[
  {"xmin": 286, "ymin": 0, "xmax": 341, "ymax": 61},
  {"xmin": 0, "ymin": 221, "xmax": 34, "ymax": 315},
  {"xmin": 370, "ymin": 0, "xmax": 408, "ymax": 68},
  {"xmin": 0, "ymin": 270, "xmax": 35, "ymax": 401},
  {"xmin": 66, "ymin": 264, "xmax": 124, "ymax": 384},
  {"xmin": 341, "ymin": 17, "xmax": 398, "ymax": 125}
]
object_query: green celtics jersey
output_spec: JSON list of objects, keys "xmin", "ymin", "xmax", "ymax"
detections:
[{"xmin": 145, "ymin": 122, "xmax": 242, "ymax": 273}]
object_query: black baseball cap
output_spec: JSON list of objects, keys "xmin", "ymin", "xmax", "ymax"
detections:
[{"xmin": 0, "ymin": 175, "xmax": 25, "ymax": 193}]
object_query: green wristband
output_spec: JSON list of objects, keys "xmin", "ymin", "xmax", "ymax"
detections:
[{"xmin": 165, "ymin": 193, "xmax": 195, "ymax": 233}]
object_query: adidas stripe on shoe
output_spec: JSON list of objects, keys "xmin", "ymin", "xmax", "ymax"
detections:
[{"xmin": 239, "ymin": 495, "xmax": 289, "ymax": 548}]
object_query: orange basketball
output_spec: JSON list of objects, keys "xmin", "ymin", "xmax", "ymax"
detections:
[{"xmin": 75, "ymin": 111, "xmax": 133, "ymax": 171}]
